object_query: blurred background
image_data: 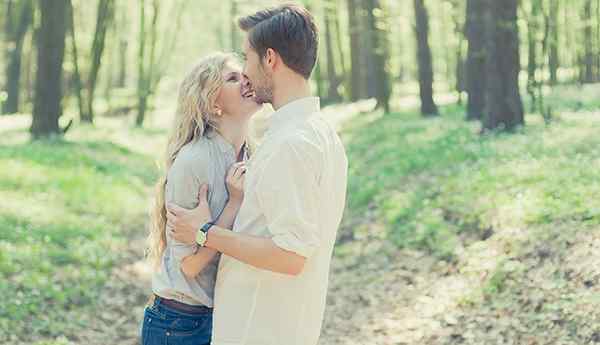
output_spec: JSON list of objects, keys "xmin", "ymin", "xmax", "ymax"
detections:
[{"xmin": 1, "ymin": 0, "xmax": 600, "ymax": 344}]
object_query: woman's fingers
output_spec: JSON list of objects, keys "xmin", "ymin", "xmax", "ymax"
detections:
[{"xmin": 233, "ymin": 165, "xmax": 247, "ymax": 180}]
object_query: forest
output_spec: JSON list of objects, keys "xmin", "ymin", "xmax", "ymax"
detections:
[{"xmin": 1, "ymin": 0, "xmax": 600, "ymax": 344}]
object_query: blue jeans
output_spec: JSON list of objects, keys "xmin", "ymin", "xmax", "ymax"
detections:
[{"xmin": 141, "ymin": 298, "xmax": 213, "ymax": 345}]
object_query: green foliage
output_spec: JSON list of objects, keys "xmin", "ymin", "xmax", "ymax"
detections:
[
  {"xmin": 341, "ymin": 98, "xmax": 600, "ymax": 258},
  {"xmin": 0, "ymin": 137, "xmax": 157, "ymax": 341}
]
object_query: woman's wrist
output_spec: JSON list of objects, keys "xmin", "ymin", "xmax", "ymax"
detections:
[{"xmin": 227, "ymin": 195, "xmax": 243, "ymax": 207}]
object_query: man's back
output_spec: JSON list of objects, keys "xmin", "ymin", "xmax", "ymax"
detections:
[{"xmin": 212, "ymin": 97, "xmax": 348, "ymax": 345}]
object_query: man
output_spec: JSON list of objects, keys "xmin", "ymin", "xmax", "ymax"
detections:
[{"xmin": 168, "ymin": 4, "xmax": 348, "ymax": 344}]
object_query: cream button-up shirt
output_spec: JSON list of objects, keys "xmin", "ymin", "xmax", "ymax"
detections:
[{"xmin": 212, "ymin": 97, "xmax": 348, "ymax": 345}]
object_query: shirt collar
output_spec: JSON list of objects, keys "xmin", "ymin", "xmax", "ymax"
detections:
[
  {"xmin": 267, "ymin": 97, "xmax": 320, "ymax": 135},
  {"xmin": 207, "ymin": 130, "xmax": 248, "ymax": 161}
]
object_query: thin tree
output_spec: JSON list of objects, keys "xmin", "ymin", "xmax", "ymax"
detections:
[
  {"xmin": 465, "ymin": 0, "xmax": 486, "ymax": 120},
  {"xmin": 526, "ymin": 0, "xmax": 542, "ymax": 112},
  {"xmin": 365, "ymin": 0, "xmax": 390, "ymax": 113},
  {"xmin": 548, "ymin": 0, "xmax": 559, "ymax": 85},
  {"xmin": 31, "ymin": 0, "xmax": 69, "ymax": 138},
  {"xmin": 582, "ymin": 0, "xmax": 594, "ymax": 83},
  {"xmin": 67, "ymin": 0, "xmax": 84, "ymax": 123},
  {"xmin": 413, "ymin": 0, "xmax": 438, "ymax": 116},
  {"xmin": 332, "ymin": 0, "xmax": 348, "ymax": 100},
  {"xmin": 3, "ymin": 0, "xmax": 33, "ymax": 114},
  {"xmin": 482, "ymin": 0, "xmax": 524, "ymax": 131},
  {"xmin": 231, "ymin": 0, "xmax": 240, "ymax": 51},
  {"xmin": 323, "ymin": 0, "xmax": 342, "ymax": 102},
  {"xmin": 83, "ymin": 0, "xmax": 114, "ymax": 123},
  {"xmin": 347, "ymin": 0, "xmax": 362, "ymax": 101},
  {"xmin": 136, "ymin": 0, "xmax": 187, "ymax": 126}
]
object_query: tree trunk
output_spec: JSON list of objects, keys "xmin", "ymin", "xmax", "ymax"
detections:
[
  {"xmin": 361, "ymin": 1, "xmax": 377, "ymax": 100},
  {"xmin": 117, "ymin": 8, "xmax": 128, "ymax": 87},
  {"xmin": 82, "ymin": 0, "xmax": 114, "ymax": 123},
  {"xmin": 450, "ymin": 0, "xmax": 465, "ymax": 105},
  {"xmin": 347, "ymin": 0, "xmax": 362, "ymax": 101},
  {"xmin": 135, "ymin": 0, "xmax": 185, "ymax": 127},
  {"xmin": 31, "ymin": 0, "xmax": 68, "ymax": 138},
  {"xmin": 583, "ymin": 0, "xmax": 594, "ymax": 83},
  {"xmin": 527, "ymin": 0, "xmax": 542, "ymax": 112},
  {"xmin": 332, "ymin": 0, "xmax": 348, "ymax": 100},
  {"xmin": 324, "ymin": 0, "xmax": 341, "ymax": 102},
  {"xmin": 230, "ymin": 0, "xmax": 239, "ymax": 51},
  {"xmin": 3, "ymin": 0, "xmax": 33, "ymax": 115},
  {"xmin": 365, "ymin": 0, "xmax": 390, "ymax": 113},
  {"xmin": 67, "ymin": 0, "xmax": 85, "ymax": 123},
  {"xmin": 548, "ymin": 0, "xmax": 559, "ymax": 85},
  {"xmin": 136, "ymin": 0, "xmax": 148, "ymax": 127},
  {"xmin": 413, "ymin": 0, "xmax": 438, "ymax": 116},
  {"xmin": 136, "ymin": 0, "xmax": 159, "ymax": 127},
  {"xmin": 482, "ymin": 0, "xmax": 524, "ymax": 131}
]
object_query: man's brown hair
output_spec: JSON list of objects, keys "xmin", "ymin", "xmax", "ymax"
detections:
[{"xmin": 238, "ymin": 4, "xmax": 319, "ymax": 79}]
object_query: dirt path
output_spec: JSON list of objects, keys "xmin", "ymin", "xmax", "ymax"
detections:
[{"xmin": 71, "ymin": 96, "xmax": 600, "ymax": 345}]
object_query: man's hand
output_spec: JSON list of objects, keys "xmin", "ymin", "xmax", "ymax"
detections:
[{"xmin": 167, "ymin": 184, "xmax": 213, "ymax": 245}]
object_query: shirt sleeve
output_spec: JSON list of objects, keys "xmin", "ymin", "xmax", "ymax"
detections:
[
  {"xmin": 256, "ymin": 139, "xmax": 321, "ymax": 259},
  {"xmin": 166, "ymin": 151, "xmax": 210, "ymax": 261}
]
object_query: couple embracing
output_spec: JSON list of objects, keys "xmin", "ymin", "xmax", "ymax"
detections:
[{"xmin": 141, "ymin": 4, "xmax": 348, "ymax": 345}]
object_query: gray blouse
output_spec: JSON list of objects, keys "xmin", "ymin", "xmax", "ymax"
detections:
[{"xmin": 152, "ymin": 131, "xmax": 245, "ymax": 307}]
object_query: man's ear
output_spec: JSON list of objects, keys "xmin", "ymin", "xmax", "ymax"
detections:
[{"xmin": 264, "ymin": 48, "xmax": 278, "ymax": 71}]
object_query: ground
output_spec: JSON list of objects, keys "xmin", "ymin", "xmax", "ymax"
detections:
[{"xmin": 1, "ymin": 84, "xmax": 599, "ymax": 345}]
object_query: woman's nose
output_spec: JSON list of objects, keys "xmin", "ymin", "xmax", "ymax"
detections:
[{"xmin": 242, "ymin": 74, "xmax": 251, "ymax": 88}]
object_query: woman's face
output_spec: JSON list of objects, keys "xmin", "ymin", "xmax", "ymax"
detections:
[{"xmin": 215, "ymin": 61, "xmax": 261, "ymax": 122}]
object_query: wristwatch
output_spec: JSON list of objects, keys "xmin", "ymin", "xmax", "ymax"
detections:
[{"xmin": 196, "ymin": 221, "xmax": 215, "ymax": 247}]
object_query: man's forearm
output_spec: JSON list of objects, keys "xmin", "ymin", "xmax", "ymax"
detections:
[
  {"xmin": 180, "ymin": 199, "xmax": 241, "ymax": 278},
  {"xmin": 205, "ymin": 226, "xmax": 306, "ymax": 276}
]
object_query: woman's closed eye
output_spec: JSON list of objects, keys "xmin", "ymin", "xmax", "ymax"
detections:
[{"xmin": 227, "ymin": 73, "xmax": 240, "ymax": 83}]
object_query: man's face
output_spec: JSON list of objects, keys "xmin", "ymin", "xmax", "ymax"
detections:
[{"xmin": 242, "ymin": 37, "xmax": 273, "ymax": 105}]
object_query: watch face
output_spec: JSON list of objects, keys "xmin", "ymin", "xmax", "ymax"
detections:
[{"xmin": 196, "ymin": 231, "xmax": 207, "ymax": 246}]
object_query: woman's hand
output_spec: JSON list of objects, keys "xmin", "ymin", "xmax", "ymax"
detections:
[{"xmin": 226, "ymin": 161, "xmax": 246, "ymax": 204}]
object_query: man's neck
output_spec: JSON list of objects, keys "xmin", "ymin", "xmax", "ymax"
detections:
[{"xmin": 271, "ymin": 76, "xmax": 312, "ymax": 111}]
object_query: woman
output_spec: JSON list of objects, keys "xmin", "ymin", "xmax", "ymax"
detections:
[{"xmin": 142, "ymin": 52, "xmax": 260, "ymax": 345}]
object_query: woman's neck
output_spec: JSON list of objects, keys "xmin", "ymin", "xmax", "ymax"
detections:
[{"xmin": 216, "ymin": 119, "xmax": 248, "ymax": 157}]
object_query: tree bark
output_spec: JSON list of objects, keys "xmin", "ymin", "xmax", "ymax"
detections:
[
  {"xmin": 324, "ymin": 0, "xmax": 341, "ymax": 102},
  {"xmin": 332, "ymin": 0, "xmax": 348, "ymax": 100},
  {"xmin": 482, "ymin": 0, "xmax": 524, "ymax": 131},
  {"xmin": 347, "ymin": 0, "xmax": 362, "ymax": 101},
  {"xmin": 548, "ymin": 0, "xmax": 559, "ymax": 85},
  {"xmin": 82, "ymin": 0, "xmax": 114, "ymax": 123},
  {"xmin": 3, "ymin": 0, "xmax": 33, "ymax": 114},
  {"xmin": 230, "ymin": 0, "xmax": 239, "ymax": 51},
  {"xmin": 582, "ymin": 0, "xmax": 594, "ymax": 83},
  {"xmin": 365, "ymin": 0, "xmax": 390, "ymax": 113},
  {"xmin": 465, "ymin": 0, "xmax": 485, "ymax": 120},
  {"xmin": 413, "ymin": 0, "xmax": 438, "ymax": 116},
  {"xmin": 67, "ymin": 0, "xmax": 85, "ymax": 124},
  {"xmin": 526, "ymin": 0, "xmax": 542, "ymax": 112},
  {"xmin": 31, "ymin": 0, "xmax": 68, "ymax": 138}
]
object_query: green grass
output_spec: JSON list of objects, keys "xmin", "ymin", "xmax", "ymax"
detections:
[
  {"xmin": 0, "ymin": 135, "xmax": 158, "ymax": 342},
  {"xmin": 340, "ymin": 87, "xmax": 600, "ymax": 259},
  {"xmin": 1, "ymin": 83, "xmax": 599, "ymax": 343}
]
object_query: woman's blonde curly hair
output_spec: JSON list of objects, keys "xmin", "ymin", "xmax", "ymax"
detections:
[{"xmin": 146, "ymin": 52, "xmax": 236, "ymax": 268}]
